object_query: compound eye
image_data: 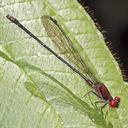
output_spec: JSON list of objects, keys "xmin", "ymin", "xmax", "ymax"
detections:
[
  {"xmin": 109, "ymin": 100, "xmax": 119, "ymax": 108},
  {"xmin": 114, "ymin": 96, "xmax": 120, "ymax": 102}
]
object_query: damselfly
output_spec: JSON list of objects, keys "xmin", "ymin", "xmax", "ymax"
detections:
[{"xmin": 6, "ymin": 15, "xmax": 120, "ymax": 110}]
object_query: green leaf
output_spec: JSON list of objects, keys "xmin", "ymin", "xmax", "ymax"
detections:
[{"xmin": 0, "ymin": 0, "xmax": 127, "ymax": 128}]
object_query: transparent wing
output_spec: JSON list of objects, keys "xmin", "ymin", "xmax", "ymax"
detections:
[{"xmin": 42, "ymin": 16, "xmax": 98, "ymax": 83}]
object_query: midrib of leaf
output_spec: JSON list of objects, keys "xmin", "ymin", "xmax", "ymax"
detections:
[
  {"xmin": 0, "ymin": 49, "xmax": 109, "ymax": 128},
  {"xmin": 15, "ymin": 60, "xmax": 108, "ymax": 127}
]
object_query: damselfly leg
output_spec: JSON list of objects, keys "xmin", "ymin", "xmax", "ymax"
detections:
[{"xmin": 83, "ymin": 90, "xmax": 108, "ymax": 111}]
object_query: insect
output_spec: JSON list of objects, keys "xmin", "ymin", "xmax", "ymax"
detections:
[{"xmin": 6, "ymin": 15, "xmax": 120, "ymax": 110}]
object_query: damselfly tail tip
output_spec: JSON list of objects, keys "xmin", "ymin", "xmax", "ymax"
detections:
[
  {"xmin": 6, "ymin": 15, "xmax": 15, "ymax": 21},
  {"xmin": 6, "ymin": 15, "xmax": 19, "ymax": 24}
]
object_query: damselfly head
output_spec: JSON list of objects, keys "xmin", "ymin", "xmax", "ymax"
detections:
[
  {"xmin": 114, "ymin": 96, "xmax": 120, "ymax": 102},
  {"xmin": 109, "ymin": 96, "xmax": 120, "ymax": 108}
]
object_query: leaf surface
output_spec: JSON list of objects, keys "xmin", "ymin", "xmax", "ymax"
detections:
[{"xmin": 0, "ymin": 0, "xmax": 127, "ymax": 128}]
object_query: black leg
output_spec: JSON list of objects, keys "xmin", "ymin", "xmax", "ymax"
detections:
[
  {"xmin": 101, "ymin": 102, "xmax": 108, "ymax": 111},
  {"xmin": 101, "ymin": 102, "xmax": 108, "ymax": 118},
  {"xmin": 94, "ymin": 100, "xmax": 108, "ymax": 110},
  {"xmin": 94, "ymin": 100, "xmax": 108, "ymax": 118},
  {"xmin": 94, "ymin": 100, "xmax": 106, "ymax": 109},
  {"xmin": 82, "ymin": 91, "xmax": 108, "ymax": 111},
  {"xmin": 82, "ymin": 90, "xmax": 102, "ymax": 107},
  {"xmin": 83, "ymin": 90, "xmax": 102, "ymax": 99}
]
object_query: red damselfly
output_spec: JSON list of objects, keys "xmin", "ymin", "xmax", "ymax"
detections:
[{"xmin": 6, "ymin": 15, "xmax": 120, "ymax": 110}]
